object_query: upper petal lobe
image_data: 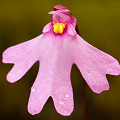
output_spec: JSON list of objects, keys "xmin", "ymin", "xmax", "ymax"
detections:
[
  {"xmin": 2, "ymin": 35, "xmax": 43, "ymax": 82},
  {"xmin": 75, "ymin": 35, "xmax": 120, "ymax": 93}
]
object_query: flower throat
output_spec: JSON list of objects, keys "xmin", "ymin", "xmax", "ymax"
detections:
[{"xmin": 53, "ymin": 22, "xmax": 66, "ymax": 34}]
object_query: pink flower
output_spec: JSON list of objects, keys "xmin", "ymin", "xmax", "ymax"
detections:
[{"xmin": 2, "ymin": 5, "xmax": 120, "ymax": 116}]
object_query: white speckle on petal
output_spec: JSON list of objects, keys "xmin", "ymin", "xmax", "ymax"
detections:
[
  {"xmin": 31, "ymin": 88, "xmax": 35, "ymax": 92},
  {"xmin": 32, "ymin": 109, "xmax": 37, "ymax": 114},
  {"xmin": 59, "ymin": 101, "xmax": 64, "ymax": 105},
  {"xmin": 65, "ymin": 93, "xmax": 69, "ymax": 97}
]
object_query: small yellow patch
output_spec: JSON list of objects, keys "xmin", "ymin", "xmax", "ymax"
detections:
[{"xmin": 53, "ymin": 22, "xmax": 66, "ymax": 34}]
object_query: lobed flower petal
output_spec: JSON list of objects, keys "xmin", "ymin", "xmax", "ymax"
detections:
[
  {"xmin": 74, "ymin": 35, "xmax": 120, "ymax": 93},
  {"xmin": 2, "ymin": 35, "xmax": 43, "ymax": 83},
  {"xmin": 28, "ymin": 64, "xmax": 51, "ymax": 115},
  {"xmin": 27, "ymin": 33, "xmax": 75, "ymax": 116}
]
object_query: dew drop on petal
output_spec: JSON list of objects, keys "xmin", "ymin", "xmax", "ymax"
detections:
[{"xmin": 59, "ymin": 101, "xmax": 64, "ymax": 105}]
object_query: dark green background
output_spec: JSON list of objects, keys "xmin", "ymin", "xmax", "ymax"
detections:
[{"xmin": 0, "ymin": 0, "xmax": 120, "ymax": 120}]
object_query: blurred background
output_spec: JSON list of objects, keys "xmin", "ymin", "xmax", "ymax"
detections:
[{"xmin": 0, "ymin": 0, "xmax": 120, "ymax": 120}]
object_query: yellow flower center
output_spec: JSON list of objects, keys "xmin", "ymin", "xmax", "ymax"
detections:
[{"xmin": 53, "ymin": 22, "xmax": 66, "ymax": 34}]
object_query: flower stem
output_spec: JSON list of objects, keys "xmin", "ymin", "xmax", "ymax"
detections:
[
  {"xmin": 83, "ymin": 80, "xmax": 88, "ymax": 120},
  {"xmin": 75, "ymin": 25, "xmax": 88, "ymax": 120}
]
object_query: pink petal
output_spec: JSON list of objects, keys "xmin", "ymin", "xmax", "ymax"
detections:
[
  {"xmin": 28, "ymin": 64, "xmax": 51, "ymax": 115},
  {"xmin": 50, "ymin": 6, "xmax": 77, "ymax": 28},
  {"xmin": 42, "ymin": 22, "xmax": 53, "ymax": 33},
  {"xmin": 49, "ymin": 11, "xmax": 73, "ymax": 23},
  {"xmin": 67, "ymin": 23, "xmax": 77, "ymax": 36},
  {"xmin": 28, "ymin": 33, "xmax": 75, "ymax": 116},
  {"xmin": 53, "ymin": 5, "xmax": 68, "ymax": 11},
  {"xmin": 2, "ymin": 35, "xmax": 43, "ymax": 83},
  {"xmin": 2, "ymin": 24, "xmax": 75, "ymax": 115},
  {"xmin": 74, "ymin": 35, "xmax": 120, "ymax": 93},
  {"xmin": 51, "ymin": 70, "xmax": 74, "ymax": 116}
]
